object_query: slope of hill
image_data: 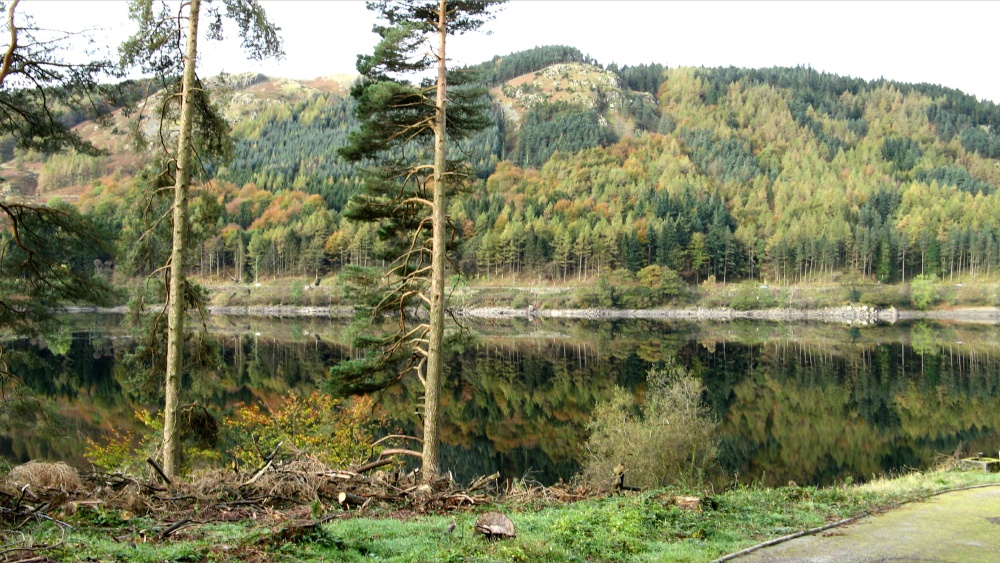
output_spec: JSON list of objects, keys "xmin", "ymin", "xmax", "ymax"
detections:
[
  {"xmin": 2, "ymin": 73, "xmax": 355, "ymax": 202},
  {"xmin": 8, "ymin": 47, "xmax": 1000, "ymax": 298}
]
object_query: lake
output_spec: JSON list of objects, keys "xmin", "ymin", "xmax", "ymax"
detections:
[{"xmin": 2, "ymin": 315, "xmax": 999, "ymax": 488}]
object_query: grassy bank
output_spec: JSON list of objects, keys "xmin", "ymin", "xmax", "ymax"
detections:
[
  {"xmin": 194, "ymin": 274, "xmax": 1000, "ymax": 314},
  {"xmin": 15, "ymin": 466, "xmax": 1000, "ymax": 562}
]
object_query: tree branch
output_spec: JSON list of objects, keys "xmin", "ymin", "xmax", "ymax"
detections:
[{"xmin": 0, "ymin": 0, "xmax": 23, "ymax": 87}]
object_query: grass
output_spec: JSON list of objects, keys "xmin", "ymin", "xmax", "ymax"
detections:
[{"xmin": 16, "ymin": 466, "xmax": 1000, "ymax": 562}]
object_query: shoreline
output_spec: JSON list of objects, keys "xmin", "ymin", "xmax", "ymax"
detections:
[
  {"xmin": 60, "ymin": 304, "xmax": 1000, "ymax": 324},
  {"xmin": 457, "ymin": 304, "xmax": 897, "ymax": 324}
]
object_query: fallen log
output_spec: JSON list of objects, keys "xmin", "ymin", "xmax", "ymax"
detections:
[{"xmin": 672, "ymin": 496, "xmax": 701, "ymax": 510}]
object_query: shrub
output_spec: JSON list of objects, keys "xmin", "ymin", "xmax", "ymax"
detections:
[
  {"xmin": 223, "ymin": 392, "xmax": 385, "ymax": 469},
  {"xmin": 910, "ymin": 274, "xmax": 939, "ymax": 310},
  {"xmin": 84, "ymin": 427, "xmax": 140, "ymax": 473},
  {"xmin": 85, "ymin": 408, "xmax": 220, "ymax": 475},
  {"xmin": 579, "ymin": 359, "xmax": 718, "ymax": 489},
  {"xmin": 729, "ymin": 284, "xmax": 778, "ymax": 310},
  {"xmin": 858, "ymin": 283, "xmax": 908, "ymax": 308},
  {"xmin": 511, "ymin": 292, "xmax": 531, "ymax": 309},
  {"xmin": 847, "ymin": 286, "xmax": 862, "ymax": 303}
]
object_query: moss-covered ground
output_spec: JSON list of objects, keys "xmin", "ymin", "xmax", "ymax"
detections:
[{"xmin": 12, "ymin": 467, "xmax": 1000, "ymax": 562}]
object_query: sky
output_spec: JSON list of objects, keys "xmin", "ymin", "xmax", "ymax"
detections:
[{"xmin": 23, "ymin": 1, "xmax": 1000, "ymax": 103}]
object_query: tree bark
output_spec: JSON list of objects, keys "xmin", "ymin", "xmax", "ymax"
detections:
[
  {"xmin": 421, "ymin": 0, "xmax": 449, "ymax": 484},
  {"xmin": 0, "ymin": 0, "xmax": 22, "ymax": 86},
  {"xmin": 163, "ymin": 0, "xmax": 200, "ymax": 479}
]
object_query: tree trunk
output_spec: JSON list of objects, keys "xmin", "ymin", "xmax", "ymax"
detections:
[
  {"xmin": 163, "ymin": 0, "xmax": 200, "ymax": 479},
  {"xmin": 421, "ymin": 0, "xmax": 448, "ymax": 484}
]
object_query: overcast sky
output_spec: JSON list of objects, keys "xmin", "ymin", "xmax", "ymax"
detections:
[{"xmin": 25, "ymin": 1, "xmax": 1000, "ymax": 103}]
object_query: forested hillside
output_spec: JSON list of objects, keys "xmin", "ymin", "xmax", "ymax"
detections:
[
  {"xmin": 457, "ymin": 62, "xmax": 1000, "ymax": 289},
  {"xmin": 6, "ymin": 49, "xmax": 1000, "ymax": 296}
]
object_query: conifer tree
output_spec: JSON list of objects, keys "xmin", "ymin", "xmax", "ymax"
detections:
[
  {"xmin": 121, "ymin": 0, "xmax": 281, "ymax": 478},
  {"xmin": 0, "ymin": 0, "xmax": 117, "ymax": 391},
  {"xmin": 337, "ymin": 0, "xmax": 504, "ymax": 483}
]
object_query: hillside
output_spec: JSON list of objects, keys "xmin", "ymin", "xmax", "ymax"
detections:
[{"xmin": 4, "ymin": 47, "xmax": 1000, "ymax": 301}]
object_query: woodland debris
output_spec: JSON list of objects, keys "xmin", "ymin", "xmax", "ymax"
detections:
[
  {"xmin": 7, "ymin": 462, "xmax": 81, "ymax": 492},
  {"xmin": 159, "ymin": 517, "xmax": 194, "ymax": 539},
  {"xmin": 146, "ymin": 458, "xmax": 171, "ymax": 486},
  {"xmin": 610, "ymin": 463, "xmax": 641, "ymax": 494},
  {"xmin": 265, "ymin": 514, "xmax": 343, "ymax": 546},
  {"xmin": 337, "ymin": 492, "xmax": 366, "ymax": 509},
  {"xmin": 352, "ymin": 459, "xmax": 392, "ymax": 473},
  {"xmin": 1, "ymin": 452, "xmax": 622, "ymax": 537},
  {"xmin": 467, "ymin": 472, "xmax": 500, "ymax": 493}
]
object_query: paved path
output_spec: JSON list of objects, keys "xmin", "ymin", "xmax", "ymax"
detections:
[{"xmin": 735, "ymin": 486, "xmax": 1000, "ymax": 562}]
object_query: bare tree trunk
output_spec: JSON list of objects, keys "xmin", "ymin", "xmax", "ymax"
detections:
[
  {"xmin": 163, "ymin": 0, "xmax": 200, "ymax": 479},
  {"xmin": 421, "ymin": 0, "xmax": 448, "ymax": 484}
]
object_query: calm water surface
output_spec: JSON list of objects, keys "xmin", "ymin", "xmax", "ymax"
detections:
[{"xmin": 3, "ymin": 316, "xmax": 999, "ymax": 487}]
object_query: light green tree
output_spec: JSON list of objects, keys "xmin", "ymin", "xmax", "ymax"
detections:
[{"xmin": 910, "ymin": 274, "xmax": 939, "ymax": 310}]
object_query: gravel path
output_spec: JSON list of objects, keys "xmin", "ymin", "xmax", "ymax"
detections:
[{"xmin": 732, "ymin": 486, "xmax": 1000, "ymax": 562}]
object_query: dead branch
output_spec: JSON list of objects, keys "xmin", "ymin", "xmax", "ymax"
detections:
[
  {"xmin": 371, "ymin": 434, "xmax": 423, "ymax": 448},
  {"xmin": 378, "ymin": 448, "xmax": 423, "ymax": 460},
  {"xmin": 146, "ymin": 458, "xmax": 171, "ymax": 486},
  {"xmin": 468, "ymin": 472, "xmax": 500, "ymax": 493},
  {"xmin": 159, "ymin": 517, "xmax": 193, "ymax": 539},
  {"xmin": 240, "ymin": 458, "xmax": 274, "ymax": 488},
  {"xmin": 241, "ymin": 441, "xmax": 282, "ymax": 487},
  {"xmin": 352, "ymin": 459, "xmax": 392, "ymax": 474}
]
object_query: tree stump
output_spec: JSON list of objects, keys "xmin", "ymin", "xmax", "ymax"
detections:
[{"xmin": 474, "ymin": 511, "xmax": 516, "ymax": 541}]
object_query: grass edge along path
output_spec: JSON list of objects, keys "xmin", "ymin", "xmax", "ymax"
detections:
[{"xmin": 14, "ymin": 465, "xmax": 1000, "ymax": 562}]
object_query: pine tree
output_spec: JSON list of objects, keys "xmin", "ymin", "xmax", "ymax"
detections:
[
  {"xmin": 336, "ymin": 0, "xmax": 504, "ymax": 483},
  {"xmin": 0, "ymin": 1, "xmax": 117, "ymax": 394},
  {"xmin": 121, "ymin": 0, "xmax": 281, "ymax": 477}
]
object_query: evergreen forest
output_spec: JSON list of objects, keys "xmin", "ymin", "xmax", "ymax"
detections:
[{"xmin": 8, "ymin": 49, "xmax": 1000, "ymax": 299}]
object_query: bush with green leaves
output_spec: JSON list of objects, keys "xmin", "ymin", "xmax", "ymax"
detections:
[
  {"xmin": 910, "ymin": 274, "xmax": 939, "ymax": 310},
  {"xmin": 730, "ymin": 284, "xmax": 777, "ymax": 311},
  {"xmin": 223, "ymin": 392, "xmax": 386, "ymax": 469},
  {"xmin": 580, "ymin": 359, "xmax": 718, "ymax": 489}
]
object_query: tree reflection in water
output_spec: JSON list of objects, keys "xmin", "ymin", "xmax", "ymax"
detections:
[{"xmin": 1, "ymin": 318, "xmax": 998, "ymax": 488}]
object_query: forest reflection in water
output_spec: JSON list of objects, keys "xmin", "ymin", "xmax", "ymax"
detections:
[{"xmin": 1, "ymin": 315, "xmax": 999, "ymax": 487}]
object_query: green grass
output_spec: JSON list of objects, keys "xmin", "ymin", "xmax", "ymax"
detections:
[
  {"xmin": 17, "ymin": 467, "xmax": 1000, "ymax": 562},
  {"xmin": 192, "ymin": 272, "xmax": 1000, "ymax": 314}
]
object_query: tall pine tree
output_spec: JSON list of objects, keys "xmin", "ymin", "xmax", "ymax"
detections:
[
  {"xmin": 121, "ymin": 0, "xmax": 282, "ymax": 478},
  {"xmin": 337, "ymin": 0, "xmax": 503, "ymax": 483}
]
